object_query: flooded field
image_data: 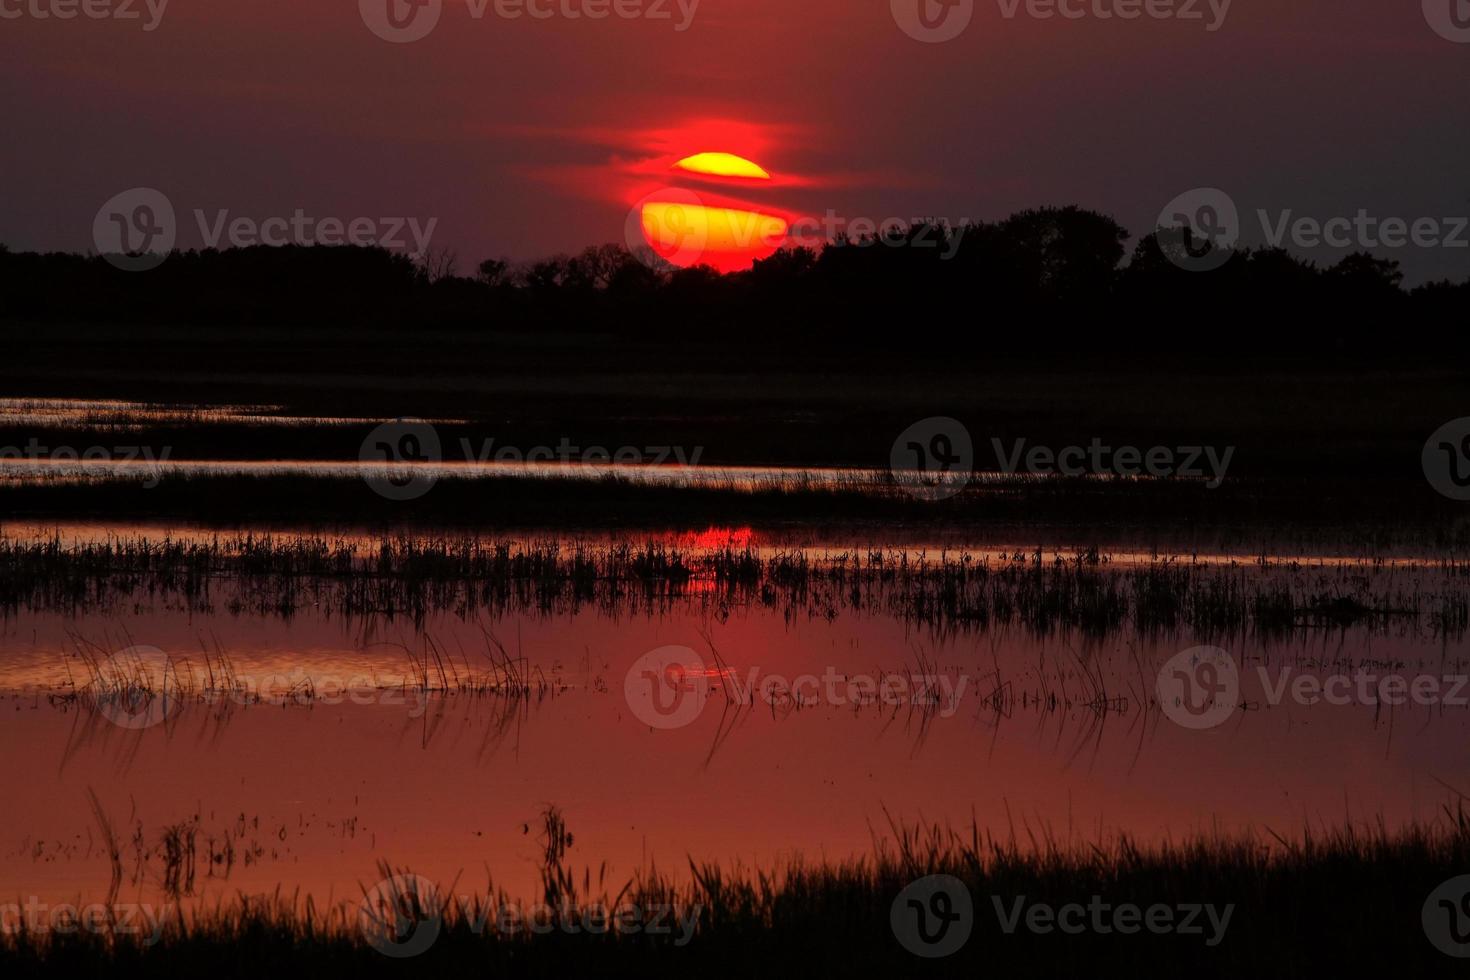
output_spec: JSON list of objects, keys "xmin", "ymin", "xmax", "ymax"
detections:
[
  {"xmin": 3, "ymin": 393, "xmax": 1469, "ymax": 975},
  {"xmin": 3, "ymin": 523, "xmax": 1469, "ymax": 921}
]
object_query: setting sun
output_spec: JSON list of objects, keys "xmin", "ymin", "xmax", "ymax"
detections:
[
  {"xmin": 672, "ymin": 152, "xmax": 772, "ymax": 181},
  {"xmin": 634, "ymin": 148, "xmax": 790, "ymax": 272},
  {"xmin": 639, "ymin": 201, "xmax": 788, "ymax": 273}
]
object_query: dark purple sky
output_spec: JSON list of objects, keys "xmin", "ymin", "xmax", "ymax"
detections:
[{"xmin": 3, "ymin": 0, "xmax": 1467, "ymax": 281}]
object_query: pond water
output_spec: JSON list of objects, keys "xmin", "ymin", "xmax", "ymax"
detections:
[
  {"xmin": 2, "ymin": 527, "xmax": 1467, "ymax": 919},
  {"xmin": 2, "ymin": 399, "xmax": 1464, "ymax": 924}
]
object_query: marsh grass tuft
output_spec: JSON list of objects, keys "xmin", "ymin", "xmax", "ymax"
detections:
[
  {"xmin": 5, "ymin": 808, "xmax": 1470, "ymax": 976},
  {"xmin": 4, "ymin": 533, "xmax": 1467, "ymax": 641}
]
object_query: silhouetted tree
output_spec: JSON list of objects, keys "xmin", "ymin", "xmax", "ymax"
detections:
[
  {"xmin": 990, "ymin": 206, "xmax": 1129, "ymax": 303},
  {"xmin": 476, "ymin": 258, "xmax": 510, "ymax": 287}
]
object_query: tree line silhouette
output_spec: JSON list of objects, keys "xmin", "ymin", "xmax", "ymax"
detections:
[{"xmin": 2, "ymin": 206, "xmax": 1464, "ymax": 352}]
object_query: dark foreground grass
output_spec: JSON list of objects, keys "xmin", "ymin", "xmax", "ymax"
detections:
[{"xmin": 5, "ymin": 811, "xmax": 1470, "ymax": 978}]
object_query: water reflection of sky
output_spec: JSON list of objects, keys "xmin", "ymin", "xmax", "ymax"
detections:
[
  {"xmin": 0, "ymin": 397, "xmax": 469, "ymax": 429},
  {"xmin": 3, "ymin": 599, "xmax": 1468, "ymax": 913},
  {"xmin": 3, "ymin": 402, "xmax": 1468, "ymax": 916}
]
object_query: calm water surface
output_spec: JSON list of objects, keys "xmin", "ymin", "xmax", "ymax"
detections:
[
  {"xmin": 2, "ymin": 526, "xmax": 1467, "ymax": 915},
  {"xmin": 1, "ymin": 399, "xmax": 1464, "ymax": 918}
]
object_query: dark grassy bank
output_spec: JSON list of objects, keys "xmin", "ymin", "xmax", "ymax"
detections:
[
  {"xmin": 1, "ymin": 470, "xmax": 1466, "ymax": 547},
  {"xmin": 4, "ymin": 812, "xmax": 1470, "ymax": 978},
  {"xmin": 2, "ymin": 331, "xmax": 1465, "ymax": 481}
]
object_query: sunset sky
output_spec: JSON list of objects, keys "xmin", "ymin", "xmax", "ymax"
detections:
[{"xmin": 3, "ymin": 0, "xmax": 1467, "ymax": 281}]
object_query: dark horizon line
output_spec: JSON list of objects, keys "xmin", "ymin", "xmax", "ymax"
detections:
[{"xmin": 9, "ymin": 202, "xmax": 1468, "ymax": 290}]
